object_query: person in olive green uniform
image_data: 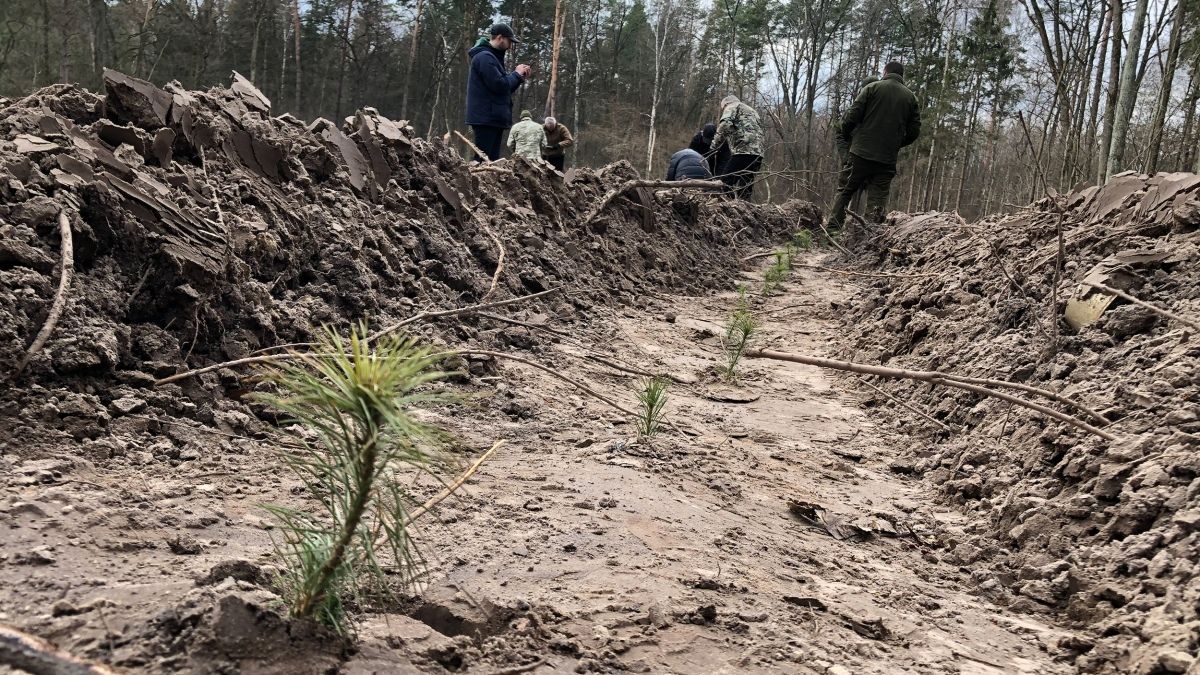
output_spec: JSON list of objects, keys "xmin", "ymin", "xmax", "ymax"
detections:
[{"xmin": 827, "ymin": 62, "xmax": 920, "ymax": 228}]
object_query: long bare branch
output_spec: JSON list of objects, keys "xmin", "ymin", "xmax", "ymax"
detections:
[{"xmin": 746, "ymin": 348, "xmax": 1116, "ymax": 441}]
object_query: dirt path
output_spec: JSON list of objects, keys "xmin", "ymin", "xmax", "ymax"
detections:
[
  {"xmin": 346, "ymin": 255, "xmax": 1082, "ymax": 673},
  {"xmin": 1, "ymin": 254, "xmax": 1081, "ymax": 674}
]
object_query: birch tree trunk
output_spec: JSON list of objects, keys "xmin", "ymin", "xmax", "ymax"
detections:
[
  {"xmin": 1097, "ymin": 0, "xmax": 1122, "ymax": 183},
  {"xmin": 292, "ymin": 0, "xmax": 302, "ymax": 114}
]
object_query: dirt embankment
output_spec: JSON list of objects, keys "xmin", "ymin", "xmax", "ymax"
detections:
[
  {"xmin": 841, "ymin": 176, "xmax": 1200, "ymax": 673},
  {"xmin": 0, "ymin": 70, "xmax": 813, "ymax": 448}
]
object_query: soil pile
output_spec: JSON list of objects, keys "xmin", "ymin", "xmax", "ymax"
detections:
[
  {"xmin": 842, "ymin": 174, "xmax": 1200, "ymax": 673},
  {"xmin": 0, "ymin": 69, "xmax": 814, "ymax": 451}
]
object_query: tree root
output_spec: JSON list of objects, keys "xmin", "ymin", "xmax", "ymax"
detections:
[
  {"xmin": 12, "ymin": 210, "xmax": 74, "ymax": 380},
  {"xmin": 1, "ymin": 623, "xmax": 120, "ymax": 675},
  {"xmin": 746, "ymin": 348, "xmax": 1116, "ymax": 441}
]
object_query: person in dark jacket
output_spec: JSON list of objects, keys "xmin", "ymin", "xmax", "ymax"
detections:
[
  {"xmin": 689, "ymin": 123, "xmax": 731, "ymax": 176},
  {"xmin": 666, "ymin": 148, "xmax": 713, "ymax": 181},
  {"xmin": 827, "ymin": 62, "xmax": 920, "ymax": 228},
  {"xmin": 465, "ymin": 23, "xmax": 531, "ymax": 161}
]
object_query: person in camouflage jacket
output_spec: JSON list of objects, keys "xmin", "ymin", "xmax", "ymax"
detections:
[
  {"xmin": 507, "ymin": 110, "xmax": 546, "ymax": 161},
  {"xmin": 711, "ymin": 95, "xmax": 764, "ymax": 199}
]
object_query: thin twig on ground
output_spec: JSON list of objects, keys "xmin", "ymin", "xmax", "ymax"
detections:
[
  {"xmin": 486, "ymin": 658, "xmax": 549, "ymax": 675},
  {"xmin": 746, "ymin": 348, "xmax": 1115, "ymax": 441},
  {"xmin": 253, "ymin": 288, "xmax": 565, "ymax": 356},
  {"xmin": 156, "ymin": 345, "xmax": 637, "ymax": 421},
  {"xmin": 1085, "ymin": 281, "xmax": 1200, "ymax": 331},
  {"xmin": 853, "ymin": 376, "xmax": 953, "ymax": 432},
  {"xmin": 0, "ymin": 623, "xmax": 121, "ymax": 675},
  {"xmin": 581, "ymin": 179, "xmax": 723, "ymax": 228},
  {"xmin": 480, "ymin": 223, "xmax": 505, "ymax": 300},
  {"xmin": 404, "ymin": 441, "xmax": 503, "ymax": 525},
  {"xmin": 453, "ymin": 130, "xmax": 489, "ymax": 163},
  {"xmin": 437, "ymin": 349, "xmax": 637, "ymax": 417},
  {"xmin": 12, "ymin": 210, "xmax": 74, "ymax": 379},
  {"xmin": 814, "ymin": 218, "xmax": 852, "ymax": 256},
  {"xmin": 368, "ymin": 287, "xmax": 562, "ymax": 342}
]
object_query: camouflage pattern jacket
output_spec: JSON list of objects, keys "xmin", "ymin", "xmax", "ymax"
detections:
[
  {"xmin": 711, "ymin": 101, "xmax": 764, "ymax": 157},
  {"xmin": 507, "ymin": 118, "xmax": 547, "ymax": 160}
]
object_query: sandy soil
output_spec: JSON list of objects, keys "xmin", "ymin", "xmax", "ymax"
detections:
[{"xmin": 1, "ymin": 254, "xmax": 1085, "ymax": 674}]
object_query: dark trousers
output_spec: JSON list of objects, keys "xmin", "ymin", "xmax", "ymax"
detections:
[
  {"xmin": 717, "ymin": 153, "xmax": 763, "ymax": 200},
  {"xmin": 828, "ymin": 154, "xmax": 896, "ymax": 227},
  {"xmin": 471, "ymin": 125, "xmax": 504, "ymax": 161},
  {"xmin": 545, "ymin": 154, "xmax": 565, "ymax": 172}
]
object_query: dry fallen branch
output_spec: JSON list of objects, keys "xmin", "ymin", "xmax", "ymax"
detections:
[
  {"xmin": 157, "ymin": 344, "xmax": 635, "ymax": 421},
  {"xmin": 581, "ymin": 179, "xmax": 723, "ymax": 228},
  {"xmin": 814, "ymin": 218, "xmax": 853, "ymax": 256},
  {"xmin": 480, "ymin": 223, "xmax": 505, "ymax": 301},
  {"xmin": 453, "ymin": 130, "xmax": 490, "ymax": 163},
  {"xmin": 404, "ymin": 440, "xmax": 503, "ymax": 525},
  {"xmin": 254, "ymin": 288, "xmax": 564, "ymax": 355},
  {"xmin": 1, "ymin": 623, "xmax": 121, "ymax": 675},
  {"xmin": 1085, "ymin": 281, "xmax": 1200, "ymax": 332},
  {"xmin": 439, "ymin": 349, "xmax": 637, "ymax": 418},
  {"xmin": 746, "ymin": 348, "xmax": 1116, "ymax": 441},
  {"xmin": 853, "ymin": 375, "xmax": 953, "ymax": 432},
  {"xmin": 369, "ymin": 287, "xmax": 562, "ymax": 342},
  {"xmin": 12, "ymin": 210, "xmax": 74, "ymax": 379}
]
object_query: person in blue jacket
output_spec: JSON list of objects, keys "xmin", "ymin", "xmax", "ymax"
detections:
[
  {"xmin": 666, "ymin": 148, "xmax": 713, "ymax": 181},
  {"xmin": 465, "ymin": 23, "xmax": 531, "ymax": 161}
]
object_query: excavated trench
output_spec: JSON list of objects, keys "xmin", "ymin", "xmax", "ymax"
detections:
[{"xmin": 1, "ymin": 71, "xmax": 1198, "ymax": 675}]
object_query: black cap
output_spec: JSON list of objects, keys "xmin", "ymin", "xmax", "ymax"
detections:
[{"xmin": 489, "ymin": 23, "xmax": 521, "ymax": 44}]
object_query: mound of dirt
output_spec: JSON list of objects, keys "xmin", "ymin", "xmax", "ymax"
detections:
[
  {"xmin": 0, "ymin": 70, "xmax": 816, "ymax": 454},
  {"xmin": 841, "ymin": 174, "xmax": 1200, "ymax": 673}
]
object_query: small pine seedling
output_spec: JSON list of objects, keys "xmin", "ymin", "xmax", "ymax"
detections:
[
  {"xmin": 721, "ymin": 304, "xmax": 758, "ymax": 381},
  {"xmin": 792, "ymin": 229, "xmax": 813, "ymax": 250},
  {"xmin": 636, "ymin": 375, "xmax": 670, "ymax": 439},
  {"xmin": 761, "ymin": 248, "xmax": 793, "ymax": 295},
  {"xmin": 255, "ymin": 324, "xmax": 447, "ymax": 633}
]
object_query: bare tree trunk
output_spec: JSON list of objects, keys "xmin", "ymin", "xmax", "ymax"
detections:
[
  {"xmin": 399, "ymin": 0, "xmax": 424, "ymax": 120},
  {"xmin": 571, "ymin": 10, "xmax": 582, "ymax": 128},
  {"xmin": 250, "ymin": 13, "xmax": 262, "ymax": 84},
  {"xmin": 334, "ymin": 0, "xmax": 355, "ymax": 122},
  {"xmin": 1106, "ymin": 0, "xmax": 1149, "ymax": 179},
  {"xmin": 58, "ymin": 0, "xmax": 70, "ymax": 83},
  {"xmin": 1098, "ymin": 0, "xmax": 1123, "ymax": 182},
  {"xmin": 1145, "ymin": 0, "xmax": 1185, "ymax": 173},
  {"xmin": 544, "ymin": 0, "xmax": 564, "ymax": 116},
  {"xmin": 1085, "ymin": 5, "xmax": 1111, "ymax": 178},
  {"xmin": 292, "ymin": 0, "xmax": 302, "ymax": 114}
]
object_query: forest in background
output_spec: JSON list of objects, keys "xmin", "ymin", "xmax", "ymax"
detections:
[{"xmin": 1, "ymin": 0, "xmax": 1199, "ymax": 217}]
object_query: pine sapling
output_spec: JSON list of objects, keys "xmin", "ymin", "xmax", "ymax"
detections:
[
  {"xmin": 721, "ymin": 302, "xmax": 758, "ymax": 381},
  {"xmin": 255, "ymin": 324, "xmax": 447, "ymax": 633},
  {"xmin": 636, "ymin": 375, "xmax": 670, "ymax": 439},
  {"xmin": 792, "ymin": 229, "xmax": 813, "ymax": 250}
]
